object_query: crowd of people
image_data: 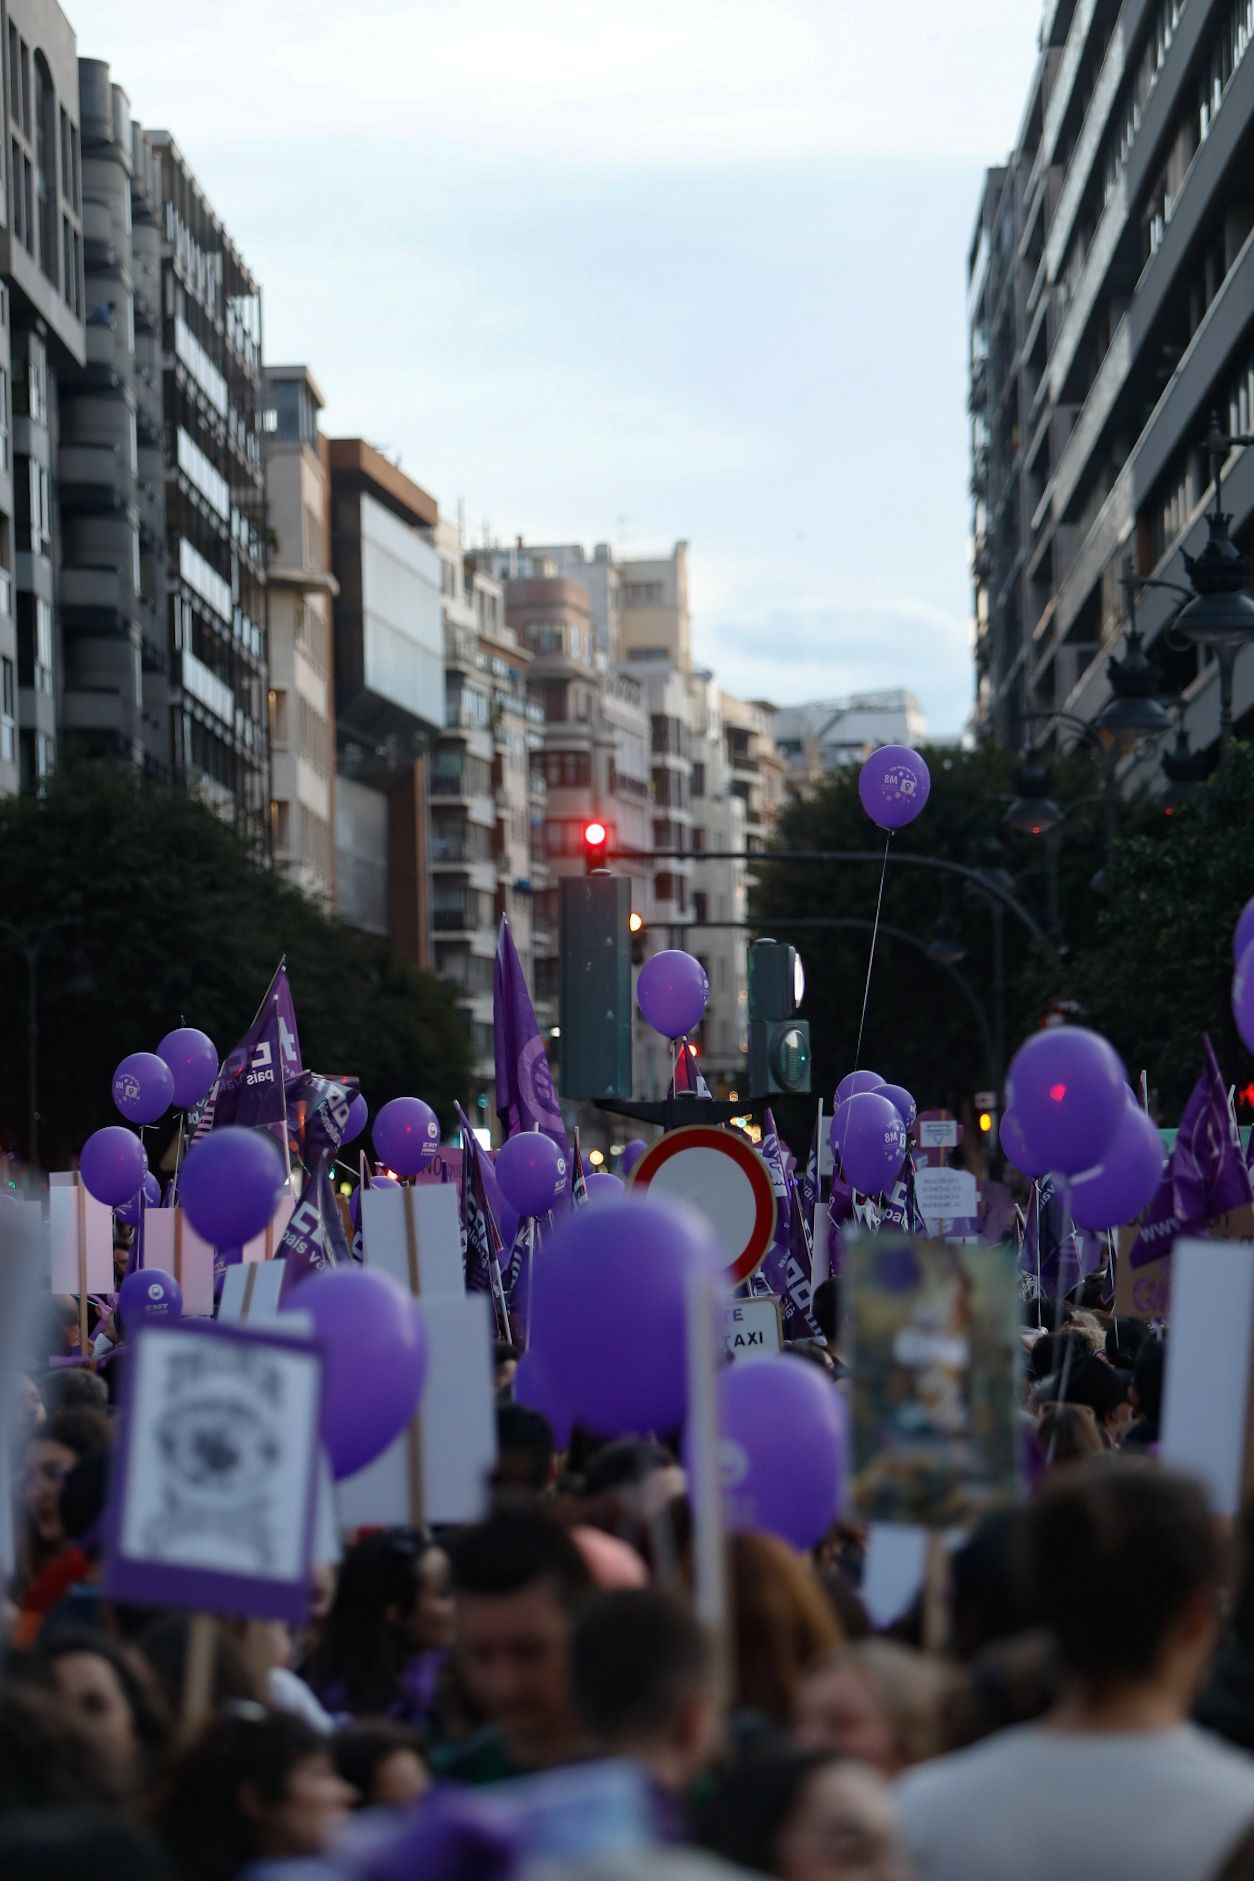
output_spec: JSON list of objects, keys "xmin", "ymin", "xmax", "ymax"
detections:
[{"xmin": 6, "ymin": 1258, "xmax": 1254, "ymax": 1881}]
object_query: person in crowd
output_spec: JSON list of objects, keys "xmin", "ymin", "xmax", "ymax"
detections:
[
  {"xmin": 1025, "ymin": 1327, "xmax": 1090, "ymax": 1391},
  {"xmin": 945, "ymin": 1509, "xmax": 1034, "ymax": 1662},
  {"xmin": 1051, "ymin": 1353, "xmax": 1133, "ymax": 1442},
  {"xmin": 437, "ymin": 1506, "xmax": 592, "ymax": 1782},
  {"xmin": 14, "ymin": 1408, "xmax": 111, "ymax": 1602},
  {"xmin": 793, "ymin": 1640, "xmax": 955, "ymax": 1775},
  {"xmin": 896, "ymin": 1457, "xmax": 1254, "ymax": 1881},
  {"xmin": 1197, "ymin": 1489, "xmax": 1254, "ymax": 1753},
  {"xmin": 0, "ymin": 1810, "xmax": 178, "ymax": 1881},
  {"xmin": 136, "ymin": 1614, "xmax": 263, "ymax": 1720},
  {"xmin": 230, "ymin": 1618, "xmax": 332, "ymax": 1732},
  {"xmin": 1124, "ymin": 1338, "xmax": 1166, "ymax": 1448},
  {"xmin": 0, "ymin": 1680, "xmax": 112, "ymax": 1811},
  {"xmin": 492, "ymin": 1403, "xmax": 556, "ymax": 1499},
  {"xmin": 1106, "ymin": 1315, "xmax": 1153, "ymax": 1370},
  {"xmin": 41, "ymin": 1367, "xmax": 109, "ymax": 1417},
  {"xmin": 580, "ymin": 1437, "xmax": 687, "ymax": 1521},
  {"xmin": 811, "ymin": 1278, "xmax": 849, "ymax": 1377},
  {"xmin": 729, "ymin": 1531, "xmax": 842, "ymax": 1730},
  {"xmin": 332, "ymin": 1720, "xmax": 429, "ymax": 1809},
  {"xmin": 37, "ymin": 1627, "xmax": 169, "ymax": 1803},
  {"xmin": 13, "ymin": 1368, "xmax": 46, "ymax": 1445},
  {"xmin": 818, "ymin": 1566, "xmax": 872, "ymax": 1643},
  {"xmin": 696, "ymin": 1748, "xmax": 905, "ymax": 1881},
  {"xmin": 571, "ymin": 1588, "xmax": 718, "ymax": 1828},
  {"xmin": 1035, "ymin": 1400, "xmax": 1104, "ymax": 1465},
  {"xmin": 945, "ymin": 1632, "xmax": 1058, "ymax": 1748},
  {"xmin": 494, "ymin": 1340, "xmax": 520, "ymax": 1395},
  {"xmin": 153, "ymin": 1710, "xmax": 356, "ymax": 1881},
  {"xmin": 305, "ymin": 1528, "xmax": 454, "ymax": 1726}
]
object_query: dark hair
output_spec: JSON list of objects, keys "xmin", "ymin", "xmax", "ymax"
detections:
[
  {"xmin": 31, "ymin": 1407, "xmax": 112, "ymax": 1464},
  {"xmin": 42, "ymin": 1369, "xmax": 109, "ymax": 1416},
  {"xmin": 581, "ymin": 1439, "xmax": 676, "ymax": 1500},
  {"xmin": 332, "ymin": 1720, "xmax": 426, "ymax": 1805},
  {"xmin": 782, "ymin": 1340, "xmax": 835, "ymax": 1374},
  {"xmin": 0, "ymin": 1810, "xmax": 176, "ymax": 1881},
  {"xmin": 1029, "ymin": 1329, "xmax": 1089, "ymax": 1384},
  {"xmin": 495, "ymin": 1403, "xmax": 555, "ymax": 1492},
  {"xmin": 448, "ymin": 1508, "xmax": 592, "ymax": 1605},
  {"xmin": 572, "ymin": 1589, "xmax": 710, "ymax": 1745},
  {"xmin": 1106, "ymin": 1317, "xmax": 1152, "ymax": 1368},
  {"xmin": 494, "ymin": 1341, "xmax": 520, "ymax": 1369},
  {"xmin": 154, "ymin": 1711, "xmax": 329, "ymax": 1881},
  {"xmin": 1024, "ymin": 1457, "xmax": 1220, "ymax": 1687},
  {"xmin": 695, "ymin": 1749, "xmax": 838, "ymax": 1874},
  {"xmin": 0, "ymin": 1681, "xmax": 111, "ymax": 1810},
  {"xmin": 1055, "ymin": 1356, "xmax": 1130, "ymax": 1425},
  {"xmin": 59, "ymin": 1450, "xmax": 112, "ymax": 1549},
  {"xmin": 948, "ymin": 1510, "xmax": 1034, "ymax": 1661},
  {"xmin": 811, "ymin": 1277, "xmax": 840, "ymax": 1341},
  {"xmin": 135, "ymin": 1614, "xmax": 261, "ymax": 1720},
  {"xmin": 305, "ymin": 1529, "xmax": 439, "ymax": 1715},
  {"xmin": 37, "ymin": 1629, "xmax": 170, "ymax": 1790},
  {"xmin": 1132, "ymin": 1339, "xmax": 1166, "ymax": 1427}
]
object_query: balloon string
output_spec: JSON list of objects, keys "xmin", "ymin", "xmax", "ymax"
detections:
[{"xmin": 854, "ymin": 832, "xmax": 892, "ymax": 1070}]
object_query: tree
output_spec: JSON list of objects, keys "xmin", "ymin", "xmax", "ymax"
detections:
[{"xmin": 0, "ymin": 763, "xmax": 471, "ymax": 1166}]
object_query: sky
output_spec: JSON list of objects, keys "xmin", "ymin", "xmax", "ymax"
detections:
[{"xmin": 69, "ymin": 0, "xmax": 1041, "ymax": 736}]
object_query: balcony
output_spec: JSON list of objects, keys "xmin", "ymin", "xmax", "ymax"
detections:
[
  {"xmin": 60, "ymin": 441, "xmax": 130, "ymax": 513},
  {"xmin": 61, "ymin": 565, "xmax": 133, "ymax": 624}
]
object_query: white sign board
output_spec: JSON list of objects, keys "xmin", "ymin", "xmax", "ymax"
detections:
[
  {"xmin": 917, "ymin": 1120, "xmax": 959, "ymax": 1150},
  {"xmin": 243, "ymin": 1194, "xmax": 296, "ymax": 1264},
  {"xmin": 0, "ymin": 1200, "xmax": 45, "ymax": 1574},
  {"xmin": 142, "ymin": 1210, "xmax": 215, "ymax": 1318},
  {"xmin": 723, "ymin": 1297, "xmax": 783, "ymax": 1362},
  {"xmin": 915, "ymin": 1167, "xmax": 978, "ymax": 1224},
  {"xmin": 1161, "ymin": 1238, "xmax": 1254, "ymax": 1515},
  {"xmin": 47, "ymin": 1181, "xmax": 114, "ymax": 1294},
  {"xmin": 218, "ymin": 1258, "xmax": 288, "ymax": 1325},
  {"xmin": 861, "ymin": 1524, "xmax": 930, "ymax": 1627},
  {"xmin": 362, "ymin": 1183, "xmax": 463, "ymax": 1301}
]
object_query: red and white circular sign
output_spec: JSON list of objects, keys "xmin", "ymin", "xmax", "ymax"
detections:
[{"xmin": 629, "ymin": 1126, "xmax": 777, "ymax": 1285}]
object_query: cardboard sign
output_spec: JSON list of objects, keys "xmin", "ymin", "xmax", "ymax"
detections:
[
  {"xmin": 1160, "ymin": 1238, "xmax": 1254, "ymax": 1514},
  {"xmin": 218, "ymin": 1259, "xmax": 288, "ymax": 1325},
  {"xmin": 243, "ymin": 1194, "xmax": 296, "ymax": 1264},
  {"xmin": 103, "ymin": 1320, "xmax": 323, "ymax": 1620},
  {"xmin": 914, "ymin": 1167, "xmax": 978, "ymax": 1226},
  {"xmin": 917, "ymin": 1119, "xmax": 958, "ymax": 1151},
  {"xmin": 847, "ymin": 1234, "xmax": 1020, "ymax": 1529},
  {"xmin": 47, "ymin": 1180, "xmax": 113, "ymax": 1295},
  {"xmin": 362, "ymin": 1182, "xmax": 463, "ymax": 1300},
  {"xmin": 631, "ymin": 1127, "xmax": 776, "ymax": 1285},
  {"xmin": 141, "ymin": 1210, "xmax": 215, "ymax": 1317},
  {"xmin": 723, "ymin": 1296, "xmax": 783, "ymax": 1362},
  {"xmin": 1115, "ymin": 1201, "xmax": 1254, "ymax": 1323}
]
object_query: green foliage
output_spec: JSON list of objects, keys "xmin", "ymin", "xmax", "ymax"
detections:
[{"xmin": 0, "ymin": 763, "xmax": 471, "ymax": 1165}]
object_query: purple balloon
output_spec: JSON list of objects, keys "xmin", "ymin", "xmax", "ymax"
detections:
[
  {"xmin": 687, "ymin": 1355, "xmax": 846, "ymax": 1549},
  {"xmin": 80, "ymin": 1126, "xmax": 148, "ymax": 1207},
  {"xmin": 1236, "ymin": 898, "xmax": 1254, "ymax": 968},
  {"xmin": 998, "ymin": 1108, "xmax": 1048, "ymax": 1179},
  {"xmin": 1070, "ymin": 1102, "xmax": 1165, "ymax": 1231},
  {"xmin": 118, "ymin": 1265, "xmax": 183, "ymax": 1329},
  {"xmin": 837, "ymin": 1091, "xmax": 908, "ymax": 1195},
  {"xmin": 497, "ymin": 1133, "xmax": 568, "ymax": 1218},
  {"xmin": 878, "ymin": 1083, "xmax": 917, "ymax": 1130},
  {"xmin": 585, "ymin": 1171, "xmax": 626, "ymax": 1204},
  {"xmin": 178, "ymin": 1126, "xmax": 286, "ymax": 1246},
  {"xmin": 1235, "ymin": 939, "xmax": 1254, "ymax": 1054},
  {"xmin": 858, "ymin": 744, "xmax": 932, "ymax": 831},
  {"xmin": 637, "ymin": 950, "xmax": 709, "ymax": 1039},
  {"xmin": 531, "ymin": 1194, "xmax": 727, "ymax": 1436},
  {"xmin": 513, "ymin": 1348, "xmax": 574, "ymax": 1449},
  {"xmin": 115, "ymin": 1172, "xmax": 163, "ymax": 1226},
  {"xmin": 342, "ymin": 1093, "xmax": 369, "ymax": 1146},
  {"xmin": 1005, "ymin": 1025, "xmax": 1127, "ymax": 1177},
  {"xmin": 620, "ymin": 1140, "xmax": 648, "ymax": 1177},
  {"xmin": 834, "ymin": 1069, "xmax": 884, "ymax": 1107},
  {"xmin": 349, "ymin": 1173, "xmax": 399, "ymax": 1230},
  {"xmin": 112, "ymin": 1051, "xmax": 174, "ymax": 1126},
  {"xmin": 284, "ymin": 1267, "xmax": 427, "ymax": 1479},
  {"xmin": 156, "ymin": 1028, "xmax": 219, "ymax": 1111},
  {"xmin": 374, "ymin": 1098, "xmax": 440, "ymax": 1177}
]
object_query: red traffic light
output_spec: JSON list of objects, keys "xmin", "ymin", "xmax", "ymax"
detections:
[{"xmin": 584, "ymin": 820, "xmax": 608, "ymax": 850}]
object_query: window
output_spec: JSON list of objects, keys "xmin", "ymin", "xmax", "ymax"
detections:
[
  {"xmin": 624, "ymin": 580, "xmax": 664, "ymax": 607},
  {"xmin": 129, "ymin": 408, "xmax": 138, "ymax": 476},
  {"xmin": 692, "ymin": 761, "xmax": 705, "ymax": 797},
  {"xmin": 0, "ymin": 655, "xmax": 14, "ymax": 764},
  {"xmin": 20, "ymin": 727, "xmax": 52, "ymax": 793},
  {"xmin": 694, "ymin": 891, "xmax": 709, "ymax": 924},
  {"xmin": 131, "ymin": 528, "xmax": 141, "ymax": 596},
  {"xmin": 34, "ymin": 54, "xmax": 57, "ymax": 288},
  {"xmin": 270, "ymin": 798, "xmax": 290, "ymax": 850},
  {"xmin": 17, "ymin": 595, "xmax": 52, "ymax": 694},
  {"xmin": 269, "ymin": 689, "xmax": 289, "ymax": 747}
]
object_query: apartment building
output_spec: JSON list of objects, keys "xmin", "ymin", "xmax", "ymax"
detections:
[{"xmin": 774, "ymin": 690, "xmax": 929, "ymax": 790}]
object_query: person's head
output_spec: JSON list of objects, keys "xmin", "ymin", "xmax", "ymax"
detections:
[
  {"xmin": 947, "ymin": 1509, "xmax": 1034, "ymax": 1660},
  {"xmin": 155, "ymin": 1711, "xmax": 355, "ymax": 1881},
  {"xmin": 0, "ymin": 1810, "xmax": 177, "ymax": 1881},
  {"xmin": 1130, "ymin": 1338, "xmax": 1166, "ymax": 1433},
  {"xmin": 448, "ymin": 1507, "xmax": 592, "ymax": 1766},
  {"xmin": 38, "ymin": 1628, "xmax": 169, "ymax": 1800},
  {"xmin": 572, "ymin": 1589, "xmax": 717, "ymax": 1789},
  {"xmin": 135, "ymin": 1614, "xmax": 261, "ymax": 1720},
  {"xmin": 1025, "ymin": 1457, "xmax": 1222, "ymax": 1708},
  {"xmin": 1037, "ymin": 1400, "xmax": 1104, "ymax": 1466},
  {"xmin": 20, "ymin": 1409, "xmax": 111, "ymax": 1565},
  {"xmin": 42, "ymin": 1368, "xmax": 110, "ymax": 1418},
  {"xmin": 40, "ymin": 1296, "xmax": 81, "ymax": 1360},
  {"xmin": 811, "ymin": 1278, "xmax": 841, "ymax": 1347},
  {"xmin": 1106, "ymin": 1316, "xmax": 1152, "ymax": 1370},
  {"xmin": 729, "ymin": 1531, "xmax": 842, "ymax": 1725},
  {"xmin": 493, "ymin": 1403, "xmax": 556, "ymax": 1498},
  {"xmin": 1055, "ymin": 1355, "xmax": 1132, "ymax": 1438},
  {"xmin": 14, "ymin": 1370, "xmax": 45, "ymax": 1441},
  {"xmin": 332, "ymin": 1721, "xmax": 428, "ymax": 1809},
  {"xmin": 113, "ymin": 1229, "xmax": 133, "ymax": 1288},
  {"xmin": 784, "ymin": 1340, "xmax": 836, "ymax": 1376},
  {"xmin": 1062, "ymin": 1308, "xmax": 1107, "ymax": 1353},
  {"xmin": 494, "ymin": 1340, "xmax": 520, "ymax": 1395},
  {"xmin": 0, "ymin": 1681, "xmax": 110, "ymax": 1810},
  {"xmin": 581, "ymin": 1438, "xmax": 686, "ymax": 1520},
  {"xmin": 1028, "ymin": 1328, "xmax": 1089, "ymax": 1386},
  {"xmin": 696, "ymin": 1749, "xmax": 902, "ymax": 1881},
  {"xmin": 793, "ymin": 1641, "xmax": 953, "ymax": 1775},
  {"xmin": 307, "ymin": 1529, "xmax": 454, "ymax": 1714}
]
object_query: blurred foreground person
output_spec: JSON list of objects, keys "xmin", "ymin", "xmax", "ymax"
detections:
[
  {"xmin": 305, "ymin": 1528, "xmax": 454, "ymax": 1725},
  {"xmin": 794, "ymin": 1641, "xmax": 954, "ymax": 1775},
  {"xmin": 38, "ymin": 1627, "xmax": 169, "ymax": 1802},
  {"xmin": 897, "ymin": 1459, "xmax": 1254, "ymax": 1881},
  {"xmin": 697, "ymin": 1748, "xmax": 905, "ymax": 1881}
]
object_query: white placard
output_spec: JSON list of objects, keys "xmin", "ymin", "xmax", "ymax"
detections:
[
  {"xmin": 914, "ymin": 1167, "xmax": 978, "ymax": 1223},
  {"xmin": 1161, "ymin": 1238, "xmax": 1254, "ymax": 1514},
  {"xmin": 335, "ymin": 1293, "xmax": 496, "ymax": 1531},
  {"xmin": 243, "ymin": 1194, "xmax": 296, "ymax": 1264},
  {"xmin": 141, "ymin": 1210, "xmax": 215, "ymax": 1317},
  {"xmin": 0, "ymin": 1200, "xmax": 45, "ymax": 1573},
  {"xmin": 861, "ymin": 1524, "xmax": 929, "ymax": 1626},
  {"xmin": 218, "ymin": 1258, "xmax": 288, "ymax": 1325},
  {"xmin": 917, "ymin": 1120, "xmax": 959, "ymax": 1150},
  {"xmin": 47, "ymin": 1181, "xmax": 114, "ymax": 1294},
  {"xmin": 723, "ymin": 1297, "xmax": 783, "ymax": 1361},
  {"xmin": 362, "ymin": 1182, "xmax": 463, "ymax": 1301}
]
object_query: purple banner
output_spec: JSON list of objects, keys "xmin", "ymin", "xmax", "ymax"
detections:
[
  {"xmin": 494, "ymin": 918, "xmax": 569, "ymax": 1157},
  {"xmin": 759, "ymin": 1109, "xmax": 823, "ymax": 1339}
]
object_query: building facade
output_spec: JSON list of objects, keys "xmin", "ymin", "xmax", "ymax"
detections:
[
  {"xmin": 261, "ymin": 364, "xmax": 335, "ymax": 904},
  {"xmin": 774, "ymin": 690, "xmax": 929, "ymax": 788},
  {"xmin": 969, "ymin": 0, "xmax": 1254, "ymax": 767}
]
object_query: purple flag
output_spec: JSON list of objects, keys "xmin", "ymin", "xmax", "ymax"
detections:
[
  {"xmin": 194, "ymin": 961, "xmax": 303, "ymax": 1142},
  {"xmin": 799, "ymin": 1114, "xmax": 820, "ymax": 1229},
  {"xmin": 759, "ymin": 1109, "xmax": 823, "ymax": 1339},
  {"xmin": 276, "ymin": 1074, "xmax": 355, "ymax": 1295},
  {"xmin": 1131, "ymin": 1037, "xmax": 1249, "ymax": 1269},
  {"xmin": 494, "ymin": 919, "xmax": 568, "ymax": 1156},
  {"xmin": 570, "ymin": 1131, "xmax": 590, "ymax": 1208},
  {"xmin": 669, "ymin": 1042, "xmax": 712, "ymax": 1099}
]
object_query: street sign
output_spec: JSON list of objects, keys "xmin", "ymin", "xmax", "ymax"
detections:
[
  {"xmin": 723, "ymin": 1296, "xmax": 783, "ymax": 1361},
  {"xmin": 917, "ymin": 1119, "xmax": 959, "ymax": 1150},
  {"xmin": 630, "ymin": 1126, "xmax": 777, "ymax": 1286}
]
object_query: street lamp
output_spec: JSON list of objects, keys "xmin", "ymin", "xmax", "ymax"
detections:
[
  {"xmin": 927, "ymin": 910, "xmax": 967, "ymax": 969},
  {"xmin": 1171, "ymin": 416, "xmax": 1254, "ymax": 749},
  {"xmin": 1159, "ymin": 716, "xmax": 1208, "ymax": 815},
  {"xmin": 1093, "ymin": 565, "xmax": 1174, "ymax": 741},
  {"xmin": 1004, "ymin": 753, "xmax": 1065, "ymax": 837}
]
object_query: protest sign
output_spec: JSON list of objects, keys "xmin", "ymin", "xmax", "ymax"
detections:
[
  {"xmin": 142, "ymin": 1209, "xmax": 215, "ymax": 1317},
  {"xmin": 1160, "ymin": 1238, "xmax": 1254, "ymax": 1514},
  {"xmin": 914, "ymin": 1167, "xmax": 979, "ymax": 1233},
  {"xmin": 47, "ymin": 1177, "xmax": 113, "ymax": 1296},
  {"xmin": 847, "ymin": 1234, "xmax": 1020, "ymax": 1528},
  {"xmin": 723, "ymin": 1297, "xmax": 783, "ymax": 1361},
  {"xmin": 218, "ymin": 1258, "xmax": 288, "ymax": 1325},
  {"xmin": 243, "ymin": 1193, "xmax": 295, "ymax": 1264},
  {"xmin": 103, "ymin": 1320, "xmax": 323, "ymax": 1620},
  {"xmin": 0, "ymin": 1201, "xmax": 44, "ymax": 1577},
  {"xmin": 362, "ymin": 1181, "xmax": 464, "ymax": 1300}
]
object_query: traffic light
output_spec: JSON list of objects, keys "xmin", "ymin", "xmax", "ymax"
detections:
[
  {"xmin": 559, "ymin": 874, "xmax": 633, "ymax": 1099},
  {"xmin": 747, "ymin": 938, "xmax": 811, "ymax": 1096},
  {"xmin": 582, "ymin": 819, "xmax": 610, "ymax": 874},
  {"xmin": 629, "ymin": 909, "xmax": 646, "ymax": 966},
  {"xmin": 976, "ymin": 1090, "xmax": 997, "ymax": 1140}
]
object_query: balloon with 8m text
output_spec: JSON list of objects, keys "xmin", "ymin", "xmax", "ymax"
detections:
[
  {"xmin": 496, "ymin": 1132, "xmax": 567, "ymax": 1218},
  {"xmin": 1069, "ymin": 1101, "xmax": 1164, "ymax": 1232},
  {"xmin": 284, "ymin": 1267, "xmax": 427, "ymax": 1479},
  {"xmin": 858, "ymin": 745, "xmax": 931, "ymax": 831},
  {"xmin": 111, "ymin": 1052, "xmax": 174, "ymax": 1126},
  {"xmin": 686, "ymin": 1354, "xmax": 846, "ymax": 1550},
  {"xmin": 115, "ymin": 1172, "xmax": 162, "ymax": 1226},
  {"xmin": 637, "ymin": 951, "xmax": 709, "ymax": 1040},
  {"xmin": 878, "ymin": 1082, "xmax": 917, "ymax": 1130},
  {"xmin": 156, "ymin": 1028, "xmax": 219, "ymax": 1111},
  {"xmin": 373, "ymin": 1098, "xmax": 440, "ymax": 1178},
  {"xmin": 178, "ymin": 1126, "xmax": 286, "ymax": 1247},
  {"xmin": 80, "ymin": 1127, "xmax": 148, "ymax": 1208},
  {"xmin": 834, "ymin": 1091, "xmax": 908, "ymax": 1195},
  {"xmin": 118, "ymin": 1266, "xmax": 183, "ymax": 1329},
  {"xmin": 1004, "ymin": 1025, "xmax": 1126, "ymax": 1177}
]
